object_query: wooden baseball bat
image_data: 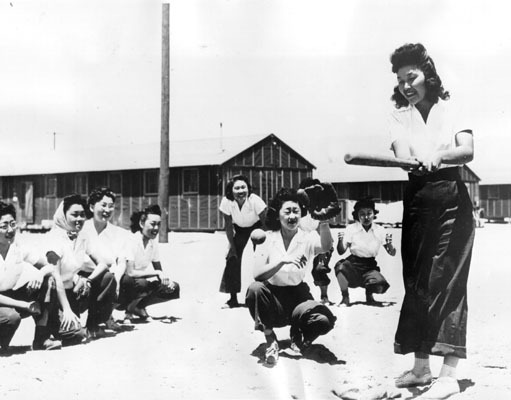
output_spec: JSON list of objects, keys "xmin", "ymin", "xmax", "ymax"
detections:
[{"xmin": 344, "ymin": 152, "xmax": 420, "ymax": 168}]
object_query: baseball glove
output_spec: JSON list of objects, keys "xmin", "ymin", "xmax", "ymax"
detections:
[{"xmin": 298, "ymin": 181, "xmax": 340, "ymax": 220}]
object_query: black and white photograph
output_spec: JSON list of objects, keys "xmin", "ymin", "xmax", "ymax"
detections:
[{"xmin": 0, "ymin": 0, "xmax": 510, "ymax": 399}]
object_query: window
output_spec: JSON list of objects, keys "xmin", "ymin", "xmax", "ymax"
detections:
[
  {"xmin": 487, "ymin": 186, "xmax": 499, "ymax": 199},
  {"xmin": 183, "ymin": 169, "xmax": 199, "ymax": 194},
  {"xmin": 108, "ymin": 172, "xmax": 122, "ymax": 195},
  {"xmin": 75, "ymin": 174, "xmax": 88, "ymax": 196},
  {"xmin": 46, "ymin": 176, "xmax": 57, "ymax": 197},
  {"xmin": 144, "ymin": 170, "xmax": 158, "ymax": 195}
]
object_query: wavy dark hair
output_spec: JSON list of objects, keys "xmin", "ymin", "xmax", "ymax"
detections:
[
  {"xmin": 0, "ymin": 201, "xmax": 16, "ymax": 219},
  {"xmin": 63, "ymin": 194, "xmax": 87, "ymax": 215},
  {"xmin": 265, "ymin": 188, "xmax": 307, "ymax": 231},
  {"xmin": 225, "ymin": 175, "xmax": 252, "ymax": 201},
  {"xmin": 352, "ymin": 197, "xmax": 379, "ymax": 221},
  {"xmin": 88, "ymin": 187, "xmax": 116, "ymax": 207},
  {"xmin": 390, "ymin": 43, "xmax": 450, "ymax": 108},
  {"xmin": 130, "ymin": 204, "xmax": 162, "ymax": 233}
]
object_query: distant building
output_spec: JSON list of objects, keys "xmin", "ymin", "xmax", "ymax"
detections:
[
  {"xmin": 479, "ymin": 183, "xmax": 511, "ymax": 221},
  {"xmin": 0, "ymin": 134, "xmax": 314, "ymax": 231}
]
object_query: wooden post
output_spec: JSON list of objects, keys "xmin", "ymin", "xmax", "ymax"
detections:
[{"xmin": 159, "ymin": 3, "xmax": 170, "ymax": 243}]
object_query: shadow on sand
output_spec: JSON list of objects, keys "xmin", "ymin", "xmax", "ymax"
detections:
[
  {"xmin": 251, "ymin": 339, "xmax": 345, "ymax": 367},
  {"xmin": 0, "ymin": 345, "xmax": 32, "ymax": 357}
]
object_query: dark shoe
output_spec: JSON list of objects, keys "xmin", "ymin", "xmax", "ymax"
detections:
[
  {"xmin": 127, "ymin": 305, "xmax": 150, "ymax": 320},
  {"xmin": 33, "ymin": 338, "xmax": 62, "ymax": 351},
  {"xmin": 366, "ymin": 292, "xmax": 376, "ymax": 304},
  {"xmin": 221, "ymin": 299, "xmax": 240, "ymax": 309},
  {"xmin": 320, "ymin": 297, "xmax": 334, "ymax": 306},
  {"xmin": 86, "ymin": 326, "xmax": 108, "ymax": 340},
  {"xmin": 105, "ymin": 316, "xmax": 124, "ymax": 332},
  {"xmin": 338, "ymin": 295, "xmax": 350, "ymax": 307}
]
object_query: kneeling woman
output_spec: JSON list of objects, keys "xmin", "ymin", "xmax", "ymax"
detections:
[
  {"xmin": 46, "ymin": 194, "xmax": 117, "ymax": 340},
  {"xmin": 246, "ymin": 188, "xmax": 336, "ymax": 365},
  {"xmin": 118, "ymin": 205, "xmax": 180, "ymax": 321}
]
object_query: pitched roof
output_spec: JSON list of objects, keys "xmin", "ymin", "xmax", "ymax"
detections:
[{"xmin": 1, "ymin": 133, "xmax": 311, "ymax": 176}]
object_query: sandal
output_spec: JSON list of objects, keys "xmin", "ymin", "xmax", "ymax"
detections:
[
  {"xmin": 395, "ymin": 369, "xmax": 433, "ymax": 388},
  {"xmin": 265, "ymin": 340, "xmax": 279, "ymax": 365}
]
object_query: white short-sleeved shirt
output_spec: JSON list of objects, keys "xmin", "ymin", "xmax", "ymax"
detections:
[
  {"xmin": 255, "ymin": 229, "xmax": 322, "ymax": 286},
  {"xmin": 299, "ymin": 213, "xmax": 319, "ymax": 233},
  {"xmin": 219, "ymin": 193, "xmax": 266, "ymax": 228},
  {"xmin": 344, "ymin": 221, "xmax": 386, "ymax": 258},
  {"xmin": 388, "ymin": 101, "xmax": 471, "ymax": 169},
  {"xmin": 124, "ymin": 231, "xmax": 159, "ymax": 274},
  {"xmin": 80, "ymin": 220, "xmax": 130, "ymax": 274},
  {"xmin": 0, "ymin": 239, "xmax": 41, "ymax": 292},
  {"xmin": 45, "ymin": 227, "xmax": 93, "ymax": 289}
]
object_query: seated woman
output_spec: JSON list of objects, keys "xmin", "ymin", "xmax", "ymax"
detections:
[
  {"xmin": 46, "ymin": 194, "xmax": 117, "ymax": 340},
  {"xmin": 118, "ymin": 205, "xmax": 180, "ymax": 322},
  {"xmin": 245, "ymin": 188, "xmax": 336, "ymax": 365},
  {"xmin": 0, "ymin": 201, "xmax": 62, "ymax": 351}
]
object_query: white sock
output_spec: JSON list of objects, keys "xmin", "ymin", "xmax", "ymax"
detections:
[{"xmin": 413, "ymin": 355, "xmax": 431, "ymax": 375}]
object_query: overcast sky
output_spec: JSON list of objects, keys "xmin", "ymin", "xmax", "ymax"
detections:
[{"xmin": 1, "ymin": 0, "xmax": 510, "ymax": 184}]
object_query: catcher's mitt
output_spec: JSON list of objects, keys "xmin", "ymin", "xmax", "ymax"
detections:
[{"xmin": 298, "ymin": 181, "xmax": 340, "ymax": 220}]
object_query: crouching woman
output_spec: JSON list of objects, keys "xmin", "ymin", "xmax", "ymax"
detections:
[{"xmin": 245, "ymin": 188, "xmax": 336, "ymax": 365}]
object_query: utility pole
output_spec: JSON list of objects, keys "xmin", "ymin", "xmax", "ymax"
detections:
[
  {"xmin": 46, "ymin": 132, "xmax": 61, "ymax": 150},
  {"xmin": 158, "ymin": 3, "xmax": 170, "ymax": 243}
]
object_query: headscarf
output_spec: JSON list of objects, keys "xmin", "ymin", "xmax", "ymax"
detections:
[{"xmin": 53, "ymin": 201, "xmax": 79, "ymax": 240}]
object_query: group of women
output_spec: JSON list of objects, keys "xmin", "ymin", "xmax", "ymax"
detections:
[
  {"xmin": 0, "ymin": 42, "xmax": 473, "ymax": 400},
  {"xmin": 0, "ymin": 187, "xmax": 179, "ymax": 351},
  {"xmin": 218, "ymin": 43, "xmax": 475, "ymax": 399}
]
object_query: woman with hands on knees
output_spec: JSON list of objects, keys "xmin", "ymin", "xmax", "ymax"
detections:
[
  {"xmin": 245, "ymin": 188, "xmax": 336, "ymax": 365},
  {"xmin": 0, "ymin": 201, "xmax": 62, "ymax": 351},
  {"xmin": 117, "ymin": 205, "xmax": 179, "ymax": 322},
  {"xmin": 46, "ymin": 194, "xmax": 116, "ymax": 341},
  {"xmin": 389, "ymin": 43, "xmax": 475, "ymax": 399},
  {"xmin": 219, "ymin": 175, "xmax": 266, "ymax": 309}
]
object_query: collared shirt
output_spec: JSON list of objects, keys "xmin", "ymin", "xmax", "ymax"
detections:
[
  {"xmin": 45, "ymin": 226, "xmax": 93, "ymax": 289},
  {"xmin": 125, "ymin": 231, "xmax": 159, "ymax": 273},
  {"xmin": 344, "ymin": 221, "xmax": 386, "ymax": 258},
  {"xmin": 255, "ymin": 229, "xmax": 322, "ymax": 287},
  {"xmin": 0, "ymin": 239, "xmax": 41, "ymax": 292},
  {"xmin": 298, "ymin": 213, "xmax": 319, "ymax": 233},
  {"xmin": 219, "ymin": 193, "xmax": 266, "ymax": 228},
  {"xmin": 388, "ymin": 101, "xmax": 471, "ymax": 169},
  {"xmin": 80, "ymin": 219, "xmax": 130, "ymax": 274}
]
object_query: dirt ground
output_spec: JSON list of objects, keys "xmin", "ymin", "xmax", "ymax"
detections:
[{"xmin": 1, "ymin": 225, "xmax": 510, "ymax": 400}]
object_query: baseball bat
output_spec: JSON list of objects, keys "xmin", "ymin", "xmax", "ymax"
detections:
[{"xmin": 344, "ymin": 152, "xmax": 420, "ymax": 168}]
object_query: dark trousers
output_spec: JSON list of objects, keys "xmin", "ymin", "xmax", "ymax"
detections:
[
  {"xmin": 220, "ymin": 222, "xmax": 260, "ymax": 294},
  {"xmin": 311, "ymin": 250, "xmax": 333, "ymax": 287},
  {"xmin": 395, "ymin": 168, "xmax": 475, "ymax": 359},
  {"xmin": 0, "ymin": 277, "xmax": 58, "ymax": 348},
  {"xmin": 67, "ymin": 269, "xmax": 117, "ymax": 329},
  {"xmin": 118, "ymin": 274, "xmax": 180, "ymax": 310},
  {"xmin": 334, "ymin": 255, "xmax": 390, "ymax": 294},
  {"xmin": 245, "ymin": 281, "xmax": 336, "ymax": 342}
]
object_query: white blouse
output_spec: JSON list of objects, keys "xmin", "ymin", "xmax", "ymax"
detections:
[
  {"xmin": 124, "ymin": 231, "xmax": 160, "ymax": 274},
  {"xmin": 0, "ymin": 239, "xmax": 41, "ymax": 292},
  {"xmin": 255, "ymin": 229, "xmax": 322, "ymax": 287},
  {"xmin": 388, "ymin": 100, "xmax": 471, "ymax": 169},
  {"xmin": 343, "ymin": 221, "xmax": 386, "ymax": 258},
  {"xmin": 219, "ymin": 193, "xmax": 266, "ymax": 228}
]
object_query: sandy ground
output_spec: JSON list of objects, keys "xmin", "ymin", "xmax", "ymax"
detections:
[{"xmin": 1, "ymin": 225, "xmax": 510, "ymax": 400}]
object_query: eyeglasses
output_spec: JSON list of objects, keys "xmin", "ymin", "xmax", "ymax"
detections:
[{"xmin": 0, "ymin": 221, "xmax": 17, "ymax": 231}]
